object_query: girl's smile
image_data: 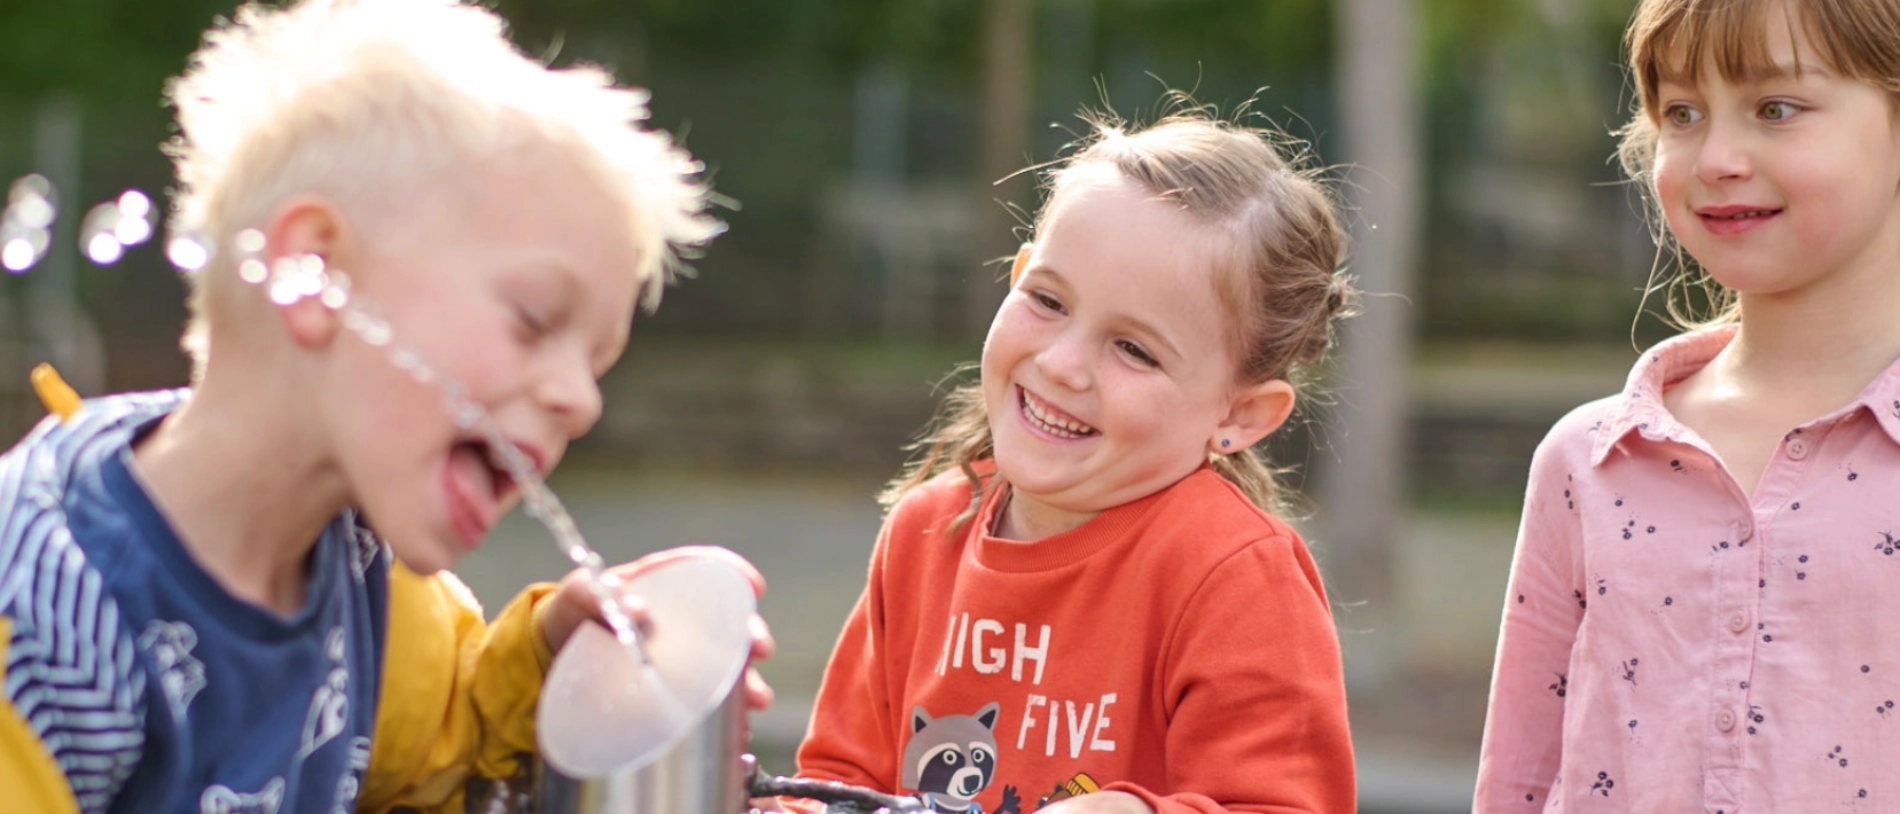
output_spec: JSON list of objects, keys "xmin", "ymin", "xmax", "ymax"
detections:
[
  {"xmin": 1017, "ymin": 386, "xmax": 1098, "ymax": 440},
  {"xmin": 1695, "ymin": 203, "xmax": 1782, "ymax": 237}
]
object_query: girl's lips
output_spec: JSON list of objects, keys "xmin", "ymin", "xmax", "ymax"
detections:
[{"xmin": 1696, "ymin": 205, "xmax": 1781, "ymax": 237}]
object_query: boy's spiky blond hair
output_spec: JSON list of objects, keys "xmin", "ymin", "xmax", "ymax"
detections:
[{"xmin": 165, "ymin": 0, "xmax": 720, "ymax": 368}]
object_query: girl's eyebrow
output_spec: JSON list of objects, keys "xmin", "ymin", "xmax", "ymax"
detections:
[
  {"xmin": 1747, "ymin": 60, "xmax": 1833, "ymax": 83},
  {"xmin": 1656, "ymin": 59, "xmax": 1836, "ymax": 90}
]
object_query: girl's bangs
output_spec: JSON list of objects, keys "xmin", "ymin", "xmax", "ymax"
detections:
[
  {"xmin": 1639, "ymin": 1, "xmax": 1794, "ymax": 92},
  {"xmin": 1632, "ymin": 0, "xmax": 1874, "ymax": 107}
]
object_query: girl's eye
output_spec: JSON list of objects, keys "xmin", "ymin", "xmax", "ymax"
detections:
[
  {"xmin": 1663, "ymin": 104, "xmax": 1702, "ymax": 126},
  {"xmin": 1031, "ymin": 292, "xmax": 1064, "ymax": 313},
  {"xmin": 1759, "ymin": 101, "xmax": 1800, "ymax": 121},
  {"xmin": 1117, "ymin": 340, "xmax": 1158, "ymax": 367}
]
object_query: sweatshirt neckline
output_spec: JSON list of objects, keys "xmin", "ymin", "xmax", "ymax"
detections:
[{"xmin": 971, "ymin": 467, "xmax": 1210, "ymax": 573}]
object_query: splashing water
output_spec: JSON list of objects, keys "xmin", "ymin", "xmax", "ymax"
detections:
[
  {"xmin": 176, "ymin": 228, "xmax": 650, "ymax": 662},
  {"xmin": 78, "ymin": 190, "xmax": 155, "ymax": 266},
  {"xmin": 1, "ymin": 175, "xmax": 56, "ymax": 273}
]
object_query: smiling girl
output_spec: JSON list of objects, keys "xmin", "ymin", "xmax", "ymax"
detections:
[
  {"xmin": 1476, "ymin": 1, "xmax": 1900, "ymax": 810},
  {"xmin": 793, "ymin": 110, "xmax": 1359, "ymax": 814}
]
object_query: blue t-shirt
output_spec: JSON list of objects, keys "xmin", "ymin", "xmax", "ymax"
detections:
[{"xmin": 60, "ymin": 416, "xmax": 390, "ymax": 814}]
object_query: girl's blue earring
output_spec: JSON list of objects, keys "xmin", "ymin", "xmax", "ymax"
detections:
[{"xmin": 1222, "ymin": 439, "xmax": 1232, "ymax": 449}]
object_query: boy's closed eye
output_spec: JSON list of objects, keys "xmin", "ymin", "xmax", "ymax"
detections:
[{"xmin": 513, "ymin": 304, "xmax": 554, "ymax": 339}]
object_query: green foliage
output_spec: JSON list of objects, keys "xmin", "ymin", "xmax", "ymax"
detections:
[{"xmin": 0, "ymin": 0, "xmax": 231, "ymax": 104}]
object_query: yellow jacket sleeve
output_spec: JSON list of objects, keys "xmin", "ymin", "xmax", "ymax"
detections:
[
  {"xmin": 0, "ymin": 617, "xmax": 82, "ymax": 814},
  {"xmin": 355, "ymin": 563, "xmax": 557, "ymax": 814}
]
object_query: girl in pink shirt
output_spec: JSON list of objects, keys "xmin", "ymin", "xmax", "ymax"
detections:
[{"xmin": 1476, "ymin": 1, "xmax": 1900, "ymax": 811}]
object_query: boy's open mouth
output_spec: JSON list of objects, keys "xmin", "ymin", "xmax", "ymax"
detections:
[
  {"xmin": 443, "ymin": 438, "xmax": 523, "ymax": 544},
  {"xmin": 1020, "ymin": 388, "xmax": 1098, "ymax": 439}
]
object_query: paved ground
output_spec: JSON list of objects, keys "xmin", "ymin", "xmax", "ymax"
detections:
[{"xmin": 454, "ymin": 462, "xmax": 1521, "ymax": 813}]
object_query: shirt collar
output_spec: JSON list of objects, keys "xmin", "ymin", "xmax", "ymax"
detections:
[{"xmin": 1591, "ymin": 324, "xmax": 1900, "ymax": 466}]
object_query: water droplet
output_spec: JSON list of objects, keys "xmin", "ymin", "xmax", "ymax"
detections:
[
  {"xmin": 268, "ymin": 277, "xmax": 301, "ymax": 305},
  {"xmin": 451, "ymin": 402, "xmax": 483, "ymax": 429},
  {"xmin": 85, "ymin": 232, "xmax": 123, "ymax": 265},
  {"xmin": 236, "ymin": 229, "xmax": 267, "ymax": 254},
  {"xmin": 2, "ymin": 238, "xmax": 34, "ymax": 272},
  {"xmin": 296, "ymin": 270, "xmax": 326, "ymax": 298},
  {"xmin": 112, "ymin": 215, "xmax": 151, "ymax": 247},
  {"xmin": 167, "ymin": 237, "xmax": 210, "ymax": 271},
  {"xmin": 116, "ymin": 190, "xmax": 150, "ymax": 220}
]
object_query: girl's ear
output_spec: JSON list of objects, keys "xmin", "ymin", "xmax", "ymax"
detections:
[
  {"xmin": 1009, "ymin": 243, "xmax": 1033, "ymax": 287},
  {"xmin": 1210, "ymin": 379, "xmax": 1296, "ymax": 455}
]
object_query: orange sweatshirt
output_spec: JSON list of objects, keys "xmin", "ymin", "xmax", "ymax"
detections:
[{"xmin": 797, "ymin": 465, "xmax": 1355, "ymax": 814}]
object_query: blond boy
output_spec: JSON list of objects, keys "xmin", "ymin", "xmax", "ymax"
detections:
[{"xmin": 0, "ymin": 1, "xmax": 763, "ymax": 811}]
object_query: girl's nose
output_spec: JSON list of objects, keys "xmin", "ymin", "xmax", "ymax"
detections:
[
  {"xmin": 1694, "ymin": 118, "xmax": 1754, "ymax": 185},
  {"xmin": 1035, "ymin": 331, "xmax": 1094, "ymax": 392}
]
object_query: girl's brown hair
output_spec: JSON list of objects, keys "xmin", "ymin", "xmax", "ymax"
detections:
[
  {"xmin": 881, "ymin": 103, "xmax": 1357, "ymax": 531},
  {"xmin": 1616, "ymin": 0, "xmax": 1900, "ymax": 329}
]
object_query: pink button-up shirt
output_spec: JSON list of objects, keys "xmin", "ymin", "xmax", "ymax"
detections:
[{"xmin": 1476, "ymin": 326, "xmax": 1900, "ymax": 813}]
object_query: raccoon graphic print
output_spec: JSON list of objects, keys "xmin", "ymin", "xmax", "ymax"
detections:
[{"xmin": 798, "ymin": 466, "xmax": 1356, "ymax": 814}]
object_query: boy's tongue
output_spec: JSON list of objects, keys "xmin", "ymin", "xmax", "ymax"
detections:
[{"xmin": 444, "ymin": 443, "xmax": 497, "ymax": 543}]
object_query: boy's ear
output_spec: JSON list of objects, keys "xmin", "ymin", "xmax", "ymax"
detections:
[
  {"xmin": 1008, "ymin": 244, "xmax": 1033, "ymax": 287},
  {"xmin": 263, "ymin": 197, "xmax": 346, "ymax": 350},
  {"xmin": 1210, "ymin": 379, "xmax": 1296, "ymax": 456}
]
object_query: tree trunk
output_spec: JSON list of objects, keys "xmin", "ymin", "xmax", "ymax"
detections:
[
  {"xmin": 1322, "ymin": 0, "xmax": 1422, "ymax": 694},
  {"xmin": 969, "ymin": 0, "xmax": 1033, "ymax": 338}
]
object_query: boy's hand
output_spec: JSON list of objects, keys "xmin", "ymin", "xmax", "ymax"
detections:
[{"xmin": 540, "ymin": 546, "xmax": 777, "ymax": 711}]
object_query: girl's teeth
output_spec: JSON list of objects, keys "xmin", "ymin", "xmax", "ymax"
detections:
[{"xmin": 1023, "ymin": 391, "xmax": 1095, "ymax": 437}]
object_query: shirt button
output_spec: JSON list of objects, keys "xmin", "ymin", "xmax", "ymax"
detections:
[
  {"xmin": 1733, "ymin": 520, "xmax": 1753, "ymax": 542},
  {"xmin": 1728, "ymin": 614, "xmax": 1748, "ymax": 633},
  {"xmin": 1787, "ymin": 438, "xmax": 1810, "ymax": 460},
  {"xmin": 1717, "ymin": 709, "xmax": 1736, "ymax": 731}
]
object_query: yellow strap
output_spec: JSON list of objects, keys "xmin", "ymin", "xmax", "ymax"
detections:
[
  {"xmin": 0, "ymin": 617, "xmax": 83, "ymax": 814},
  {"xmin": 30, "ymin": 364, "xmax": 82, "ymax": 423}
]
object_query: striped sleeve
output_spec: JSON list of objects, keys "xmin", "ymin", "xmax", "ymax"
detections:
[{"xmin": 0, "ymin": 409, "xmax": 157, "ymax": 813}]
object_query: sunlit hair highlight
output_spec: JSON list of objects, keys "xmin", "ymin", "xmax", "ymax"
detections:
[
  {"xmin": 881, "ymin": 101, "xmax": 1357, "ymax": 532},
  {"xmin": 1616, "ymin": 0, "xmax": 1900, "ymax": 330},
  {"xmin": 165, "ymin": 0, "xmax": 720, "ymax": 372}
]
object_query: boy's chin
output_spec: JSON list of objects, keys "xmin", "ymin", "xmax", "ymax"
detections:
[{"xmin": 387, "ymin": 534, "xmax": 469, "ymax": 576}]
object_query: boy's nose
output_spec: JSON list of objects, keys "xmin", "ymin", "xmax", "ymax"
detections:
[{"xmin": 539, "ymin": 360, "xmax": 603, "ymax": 438}]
